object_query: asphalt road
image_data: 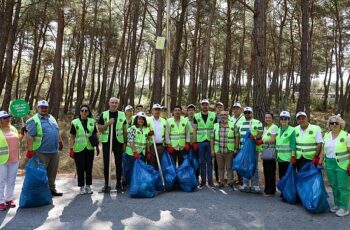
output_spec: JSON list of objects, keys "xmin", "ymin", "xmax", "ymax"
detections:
[{"xmin": 1, "ymin": 177, "xmax": 349, "ymax": 230}]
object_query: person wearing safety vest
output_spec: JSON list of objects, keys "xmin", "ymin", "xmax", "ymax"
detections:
[
  {"xmin": 69, "ymin": 105, "xmax": 98, "ymax": 195},
  {"xmin": 0, "ymin": 111, "xmax": 22, "ymax": 211},
  {"xmin": 125, "ymin": 105, "xmax": 134, "ymax": 131},
  {"xmin": 186, "ymin": 104, "xmax": 199, "ymax": 179},
  {"xmin": 319, "ymin": 115, "xmax": 350, "ymax": 217},
  {"xmin": 97, "ymin": 97, "xmax": 127, "ymax": 193},
  {"xmin": 166, "ymin": 106, "xmax": 192, "ymax": 167},
  {"xmin": 275, "ymin": 111, "xmax": 296, "ymax": 179},
  {"xmin": 261, "ymin": 112, "xmax": 278, "ymax": 196},
  {"xmin": 235, "ymin": 107, "xmax": 263, "ymax": 193},
  {"xmin": 194, "ymin": 99, "xmax": 216, "ymax": 188},
  {"xmin": 26, "ymin": 100, "xmax": 64, "ymax": 197},
  {"xmin": 292, "ymin": 112, "xmax": 323, "ymax": 170},
  {"xmin": 148, "ymin": 104, "xmax": 167, "ymax": 169},
  {"xmin": 210, "ymin": 111, "xmax": 235, "ymax": 188}
]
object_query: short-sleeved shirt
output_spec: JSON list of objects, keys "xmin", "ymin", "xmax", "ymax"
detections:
[
  {"xmin": 70, "ymin": 118, "xmax": 97, "ymax": 135},
  {"xmin": 98, "ymin": 111, "xmax": 126, "ymax": 146},
  {"xmin": 27, "ymin": 113, "xmax": 59, "ymax": 154},
  {"xmin": 296, "ymin": 125, "xmax": 323, "ymax": 144},
  {"xmin": 324, "ymin": 134, "xmax": 350, "ymax": 158}
]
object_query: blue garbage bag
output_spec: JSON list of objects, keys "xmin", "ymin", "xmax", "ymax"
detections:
[
  {"xmin": 176, "ymin": 156, "xmax": 197, "ymax": 192},
  {"xmin": 232, "ymin": 131, "xmax": 256, "ymax": 179},
  {"xmin": 187, "ymin": 149, "xmax": 199, "ymax": 171},
  {"xmin": 277, "ymin": 163, "xmax": 297, "ymax": 204},
  {"xmin": 19, "ymin": 157, "xmax": 52, "ymax": 208},
  {"xmin": 122, "ymin": 153, "xmax": 135, "ymax": 186},
  {"xmin": 129, "ymin": 159, "xmax": 162, "ymax": 198},
  {"xmin": 296, "ymin": 162, "xmax": 330, "ymax": 213},
  {"xmin": 161, "ymin": 151, "xmax": 176, "ymax": 191}
]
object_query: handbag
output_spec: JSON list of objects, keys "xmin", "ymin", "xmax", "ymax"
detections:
[
  {"xmin": 88, "ymin": 134, "xmax": 99, "ymax": 147},
  {"xmin": 261, "ymin": 146, "xmax": 276, "ymax": 160}
]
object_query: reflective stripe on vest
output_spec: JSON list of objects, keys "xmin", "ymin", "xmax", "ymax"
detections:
[
  {"xmin": 72, "ymin": 118, "xmax": 95, "ymax": 152},
  {"xmin": 239, "ymin": 119, "xmax": 263, "ymax": 151},
  {"xmin": 195, "ymin": 112, "xmax": 216, "ymax": 142},
  {"xmin": 168, "ymin": 117, "xmax": 187, "ymax": 149},
  {"xmin": 276, "ymin": 126, "xmax": 294, "ymax": 162},
  {"xmin": 324, "ymin": 130, "xmax": 350, "ymax": 170},
  {"xmin": 125, "ymin": 126, "xmax": 149, "ymax": 156},
  {"xmin": 213, "ymin": 123, "xmax": 235, "ymax": 153},
  {"xmin": 295, "ymin": 124, "xmax": 320, "ymax": 160},
  {"xmin": 100, "ymin": 111, "xmax": 126, "ymax": 143}
]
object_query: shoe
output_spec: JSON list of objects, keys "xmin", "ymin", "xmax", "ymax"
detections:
[
  {"xmin": 208, "ymin": 182, "xmax": 215, "ymax": 188},
  {"xmin": 227, "ymin": 182, "xmax": 233, "ymax": 188},
  {"xmin": 263, "ymin": 193, "xmax": 273, "ymax": 197},
  {"xmin": 122, "ymin": 180, "xmax": 127, "ymax": 187},
  {"xmin": 198, "ymin": 183, "xmax": 205, "ymax": 189},
  {"xmin": 51, "ymin": 190, "xmax": 63, "ymax": 196},
  {"xmin": 0, "ymin": 203, "xmax": 6, "ymax": 211},
  {"xmin": 335, "ymin": 209, "xmax": 349, "ymax": 217},
  {"xmin": 239, "ymin": 184, "xmax": 250, "ymax": 192},
  {"xmin": 85, "ymin": 185, "xmax": 93, "ymax": 194},
  {"xmin": 330, "ymin": 205, "xmax": 340, "ymax": 213},
  {"xmin": 116, "ymin": 184, "xmax": 126, "ymax": 193},
  {"xmin": 251, "ymin": 186, "xmax": 261, "ymax": 194},
  {"xmin": 217, "ymin": 183, "xmax": 224, "ymax": 188},
  {"xmin": 79, "ymin": 187, "xmax": 86, "ymax": 195},
  {"xmin": 102, "ymin": 185, "xmax": 111, "ymax": 193},
  {"xmin": 6, "ymin": 200, "xmax": 16, "ymax": 208}
]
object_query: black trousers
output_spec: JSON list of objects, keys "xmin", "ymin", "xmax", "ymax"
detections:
[
  {"xmin": 296, "ymin": 156, "xmax": 311, "ymax": 171},
  {"xmin": 74, "ymin": 148, "xmax": 94, "ymax": 187},
  {"xmin": 263, "ymin": 159, "xmax": 276, "ymax": 194},
  {"xmin": 278, "ymin": 161, "xmax": 290, "ymax": 179},
  {"xmin": 102, "ymin": 142, "xmax": 123, "ymax": 187},
  {"xmin": 172, "ymin": 149, "xmax": 186, "ymax": 167},
  {"xmin": 214, "ymin": 156, "xmax": 219, "ymax": 182}
]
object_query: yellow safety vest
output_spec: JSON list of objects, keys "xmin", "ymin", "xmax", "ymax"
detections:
[
  {"xmin": 213, "ymin": 123, "xmax": 235, "ymax": 152},
  {"xmin": 324, "ymin": 130, "xmax": 350, "ymax": 171},
  {"xmin": 72, "ymin": 118, "xmax": 95, "ymax": 152},
  {"xmin": 0, "ymin": 126, "xmax": 19, "ymax": 165},
  {"xmin": 295, "ymin": 124, "xmax": 321, "ymax": 160},
  {"xmin": 100, "ymin": 111, "xmax": 126, "ymax": 143}
]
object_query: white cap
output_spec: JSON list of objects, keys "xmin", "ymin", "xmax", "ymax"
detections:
[
  {"xmin": 201, "ymin": 99, "xmax": 209, "ymax": 104},
  {"xmin": 243, "ymin": 107, "xmax": 253, "ymax": 112},
  {"xmin": 232, "ymin": 102, "xmax": 242, "ymax": 108},
  {"xmin": 216, "ymin": 102, "xmax": 224, "ymax": 106},
  {"xmin": 136, "ymin": 112, "xmax": 147, "ymax": 119},
  {"xmin": 0, "ymin": 111, "xmax": 12, "ymax": 119},
  {"xmin": 152, "ymin": 104, "xmax": 162, "ymax": 109},
  {"xmin": 187, "ymin": 104, "xmax": 196, "ymax": 110},
  {"xmin": 279, "ymin": 111, "xmax": 290, "ymax": 118},
  {"xmin": 124, "ymin": 105, "xmax": 133, "ymax": 112},
  {"xmin": 296, "ymin": 111, "xmax": 307, "ymax": 118},
  {"xmin": 37, "ymin": 100, "xmax": 49, "ymax": 107}
]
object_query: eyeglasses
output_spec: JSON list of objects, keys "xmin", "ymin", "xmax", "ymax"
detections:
[
  {"xmin": 329, "ymin": 122, "xmax": 339, "ymax": 126},
  {"xmin": 244, "ymin": 111, "xmax": 252, "ymax": 114},
  {"xmin": 80, "ymin": 109, "xmax": 89, "ymax": 113},
  {"xmin": 39, "ymin": 106, "xmax": 48, "ymax": 109},
  {"xmin": 280, "ymin": 117, "xmax": 289, "ymax": 120}
]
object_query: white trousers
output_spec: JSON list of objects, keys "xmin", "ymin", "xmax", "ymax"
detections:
[{"xmin": 0, "ymin": 161, "xmax": 19, "ymax": 203}]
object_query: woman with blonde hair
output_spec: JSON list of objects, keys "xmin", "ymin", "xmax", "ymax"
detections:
[{"xmin": 320, "ymin": 115, "xmax": 350, "ymax": 217}]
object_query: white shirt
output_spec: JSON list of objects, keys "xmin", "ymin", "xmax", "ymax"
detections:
[
  {"xmin": 152, "ymin": 118, "xmax": 163, "ymax": 144},
  {"xmin": 324, "ymin": 134, "xmax": 350, "ymax": 158},
  {"xmin": 297, "ymin": 125, "xmax": 323, "ymax": 143}
]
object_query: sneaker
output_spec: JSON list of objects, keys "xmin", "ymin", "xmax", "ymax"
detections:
[
  {"xmin": 79, "ymin": 187, "xmax": 86, "ymax": 195},
  {"xmin": 85, "ymin": 186, "xmax": 93, "ymax": 194},
  {"xmin": 116, "ymin": 184, "xmax": 125, "ymax": 193},
  {"xmin": 102, "ymin": 185, "xmax": 111, "ymax": 193},
  {"xmin": 330, "ymin": 205, "xmax": 340, "ymax": 213},
  {"xmin": 6, "ymin": 200, "xmax": 16, "ymax": 208},
  {"xmin": 335, "ymin": 209, "xmax": 349, "ymax": 217},
  {"xmin": 239, "ymin": 184, "xmax": 250, "ymax": 192},
  {"xmin": 251, "ymin": 186, "xmax": 261, "ymax": 194},
  {"xmin": 0, "ymin": 203, "xmax": 6, "ymax": 211}
]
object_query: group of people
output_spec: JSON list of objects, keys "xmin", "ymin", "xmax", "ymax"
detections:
[{"xmin": 0, "ymin": 97, "xmax": 349, "ymax": 218}]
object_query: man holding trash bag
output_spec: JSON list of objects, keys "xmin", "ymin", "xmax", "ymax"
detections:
[
  {"xmin": 293, "ymin": 112, "xmax": 323, "ymax": 170},
  {"xmin": 235, "ymin": 107, "xmax": 263, "ymax": 193},
  {"xmin": 166, "ymin": 106, "xmax": 192, "ymax": 167},
  {"xmin": 26, "ymin": 100, "xmax": 64, "ymax": 197},
  {"xmin": 98, "ymin": 97, "xmax": 127, "ymax": 193}
]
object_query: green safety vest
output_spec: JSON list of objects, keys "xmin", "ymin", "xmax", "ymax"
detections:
[
  {"xmin": 276, "ymin": 126, "xmax": 294, "ymax": 162},
  {"xmin": 185, "ymin": 117, "xmax": 195, "ymax": 143},
  {"xmin": 148, "ymin": 116, "xmax": 167, "ymax": 144},
  {"xmin": 72, "ymin": 118, "xmax": 95, "ymax": 152},
  {"xmin": 324, "ymin": 130, "xmax": 350, "ymax": 171},
  {"xmin": 213, "ymin": 123, "xmax": 235, "ymax": 153},
  {"xmin": 100, "ymin": 111, "xmax": 126, "ymax": 143},
  {"xmin": 125, "ymin": 126, "xmax": 150, "ymax": 156},
  {"xmin": 238, "ymin": 118, "xmax": 263, "ymax": 151},
  {"xmin": 26, "ymin": 114, "xmax": 58, "ymax": 151},
  {"xmin": 0, "ymin": 126, "xmax": 19, "ymax": 165},
  {"xmin": 168, "ymin": 117, "xmax": 187, "ymax": 148},
  {"xmin": 295, "ymin": 124, "xmax": 321, "ymax": 160},
  {"xmin": 195, "ymin": 112, "xmax": 216, "ymax": 142},
  {"xmin": 262, "ymin": 124, "xmax": 278, "ymax": 148}
]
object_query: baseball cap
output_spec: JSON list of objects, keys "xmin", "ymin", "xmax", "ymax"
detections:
[
  {"xmin": 37, "ymin": 100, "xmax": 49, "ymax": 107},
  {"xmin": 296, "ymin": 111, "xmax": 307, "ymax": 119},
  {"xmin": 243, "ymin": 107, "xmax": 253, "ymax": 113},
  {"xmin": 279, "ymin": 111, "xmax": 290, "ymax": 118},
  {"xmin": 152, "ymin": 104, "xmax": 162, "ymax": 109},
  {"xmin": 136, "ymin": 112, "xmax": 147, "ymax": 119},
  {"xmin": 124, "ymin": 105, "xmax": 133, "ymax": 112},
  {"xmin": 187, "ymin": 104, "xmax": 196, "ymax": 110},
  {"xmin": 135, "ymin": 104, "xmax": 143, "ymax": 108},
  {"xmin": 201, "ymin": 99, "xmax": 209, "ymax": 104},
  {"xmin": 0, "ymin": 111, "xmax": 12, "ymax": 119},
  {"xmin": 216, "ymin": 102, "xmax": 224, "ymax": 107},
  {"xmin": 232, "ymin": 102, "xmax": 242, "ymax": 108}
]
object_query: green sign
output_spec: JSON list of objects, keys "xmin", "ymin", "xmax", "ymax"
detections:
[{"xmin": 10, "ymin": 99, "xmax": 30, "ymax": 118}]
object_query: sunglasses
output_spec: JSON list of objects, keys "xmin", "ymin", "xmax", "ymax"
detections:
[
  {"xmin": 80, "ymin": 109, "xmax": 89, "ymax": 113},
  {"xmin": 329, "ymin": 122, "xmax": 339, "ymax": 126},
  {"xmin": 280, "ymin": 117, "xmax": 289, "ymax": 120},
  {"xmin": 244, "ymin": 111, "xmax": 252, "ymax": 114},
  {"xmin": 39, "ymin": 106, "xmax": 48, "ymax": 109}
]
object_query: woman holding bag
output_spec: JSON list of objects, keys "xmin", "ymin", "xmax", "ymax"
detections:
[
  {"xmin": 261, "ymin": 112, "xmax": 278, "ymax": 196},
  {"xmin": 70, "ymin": 105, "xmax": 98, "ymax": 195},
  {"xmin": 320, "ymin": 115, "xmax": 350, "ymax": 217},
  {"xmin": 0, "ymin": 111, "xmax": 22, "ymax": 211}
]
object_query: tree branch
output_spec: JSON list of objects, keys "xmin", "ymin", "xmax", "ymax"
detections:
[{"xmin": 236, "ymin": 0, "xmax": 255, "ymax": 15}]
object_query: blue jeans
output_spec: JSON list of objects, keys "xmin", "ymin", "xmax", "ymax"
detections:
[
  {"xmin": 243, "ymin": 152, "xmax": 259, "ymax": 187},
  {"xmin": 198, "ymin": 141, "xmax": 212, "ymax": 184}
]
